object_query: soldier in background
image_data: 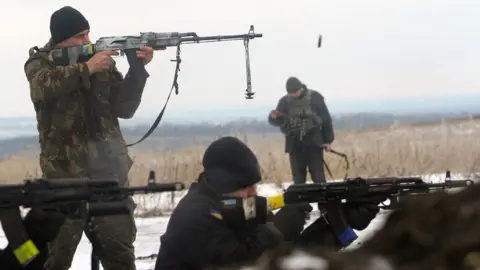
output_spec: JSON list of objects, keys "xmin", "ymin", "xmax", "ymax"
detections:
[
  {"xmin": 23, "ymin": 6, "xmax": 161, "ymax": 270},
  {"xmin": 268, "ymin": 77, "xmax": 335, "ymax": 184}
]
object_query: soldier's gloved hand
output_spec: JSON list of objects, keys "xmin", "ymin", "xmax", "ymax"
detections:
[
  {"xmin": 342, "ymin": 202, "xmax": 380, "ymax": 230},
  {"xmin": 273, "ymin": 203, "xmax": 313, "ymax": 241},
  {"xmin": 0, "ymin": 208, "xmax": 65, "ymax": 269},
  {"xmin": 23, "ymin": 208, "xmax": 65, "ymax": 245}
]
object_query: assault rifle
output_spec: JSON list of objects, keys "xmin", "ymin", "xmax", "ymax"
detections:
[
  {"xmin": 0, "ymin": 171, "xmax": 184, "ymax": 215},
  {"xmin": 268, "ymin": 170, "xmax": 475, "ymax": 211},
  {"xmin": 0, "ymin": 171, "xmax": 184, "ymax": 270},
  {"xmin": 263, "ymin": 171, "xmax": 475, "ymax": 247}
]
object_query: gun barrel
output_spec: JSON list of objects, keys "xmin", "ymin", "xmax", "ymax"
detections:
[
  {"xmin": 124, "ymin": 182, "xmax": 185, "ymax": 194},
  {"xmin": 180, "ymin": 33, "xmax": 263, "ymax": 44},
  {"xmin": 364, "ymin": 177, "xmax": 424, "ymax": 185},
  {"xmin": 43, "ymin": 177, "xmax": 119, "ymax": 188},
  {"xmin": 443, "ymin": 179, "xmax": 475, "ymax": 188}
]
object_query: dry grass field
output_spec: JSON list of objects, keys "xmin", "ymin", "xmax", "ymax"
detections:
[{"xmin": 0, "ymin": 118, "xmax": 479, "ymax": 186}]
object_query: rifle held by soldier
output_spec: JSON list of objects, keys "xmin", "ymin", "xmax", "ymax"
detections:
[
  {"xmin": 49, "ymin": 25, "xmax": 263, "ymax": 99},
  {"xmin": 266, "ymin": 170, "xmax": 475, "ymax": 211},
  {"xmin": 0, "ymin": 170, "xmax": 184, "ymax": 216},
  {"xmin": 0, "ymin": 171, "xmax": 184, "ymax": 268}
]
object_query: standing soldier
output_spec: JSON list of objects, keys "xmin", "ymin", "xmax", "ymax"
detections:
[
  {"xmin": 23, "ymin": 6, "xmax": 161, "ymax": 270},
  {"xmin": 268, "ymin": 77, "xmax": 334, "ymax": 184}
]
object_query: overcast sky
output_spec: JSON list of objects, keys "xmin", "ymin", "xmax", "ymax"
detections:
[{"xmin": 1, "ymin": 0, "xmax": 478, "ymax": 119}]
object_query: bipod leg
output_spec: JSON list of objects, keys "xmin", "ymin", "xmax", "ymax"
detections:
[{"xmin": 244, "ymin": 26, "xmax": 254, "ymax": 99}]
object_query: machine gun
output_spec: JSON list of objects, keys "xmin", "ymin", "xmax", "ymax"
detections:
[
  {"xmin": 50, "ymin": 25, "xmax": 262, "ymax": 100},
  {"xmin": 0, "ymin": 171, "xmax": 184, "ymax": 269},
  {"xmin": 267, "ymin": 170, "xmax": 475, "ymax": 211},
  {"xmin": 49, "ymin": 25, "xmax": 263, "ymax": 147}
]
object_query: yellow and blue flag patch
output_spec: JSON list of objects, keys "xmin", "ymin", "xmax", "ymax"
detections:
[{"xmin": 210, "ymin": 209, "xmax": 223, "ymax": 220}]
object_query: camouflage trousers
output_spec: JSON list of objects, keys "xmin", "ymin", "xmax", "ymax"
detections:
[
  {"xmin": 43, "ymin": 206, "xmax": 137, "ymax": 270},
  {"xmin": 289, "ymin": 146, "xmax": 326, "ymax": 184}
]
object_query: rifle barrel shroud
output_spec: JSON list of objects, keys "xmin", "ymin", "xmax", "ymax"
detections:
[
  {"xmin": 279, "ymin": 177, "xmax": 475, "ymax": 210},
  {"xmin": 0, "ymin": 173, "xmax": 184, "ymax": 216}
]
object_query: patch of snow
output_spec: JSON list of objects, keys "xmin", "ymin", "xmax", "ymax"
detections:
[{"xmin": 280, "ymin": 250, "xmax": 329, "ymax": 270}]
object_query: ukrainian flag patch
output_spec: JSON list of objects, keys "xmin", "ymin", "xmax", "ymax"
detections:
[{"xmin": 210, "ymin": 209, "xmax": 223, "ymax": 220}]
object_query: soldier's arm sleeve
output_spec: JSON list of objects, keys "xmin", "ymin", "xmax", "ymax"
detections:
[
  {"xmin": 109, "ymin": 62, "xmax": 149, "ymax": 119},
  {"xmin": 268, "ymin": 96, "xmax": 288, "ymax": 127},
  {"xmin": 294, "ymin": 217, "xmax": 349, "ymax": 251},
  {"xmin": 0, "ymin": 209, "xmax": 29, "ymax": 248},
  {"xmin": 24, "ymin": 58, "xmax": 91, "ymax": 103},
  {"xmin": 176, "ymin": 209, "xmax": 283, "ymax": 267},
  {"xmin": 313, "ymin": 92, "xmax": 335, "ymax": 144}
]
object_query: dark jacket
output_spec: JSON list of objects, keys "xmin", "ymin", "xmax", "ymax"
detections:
[
  {"xmin": 154, "ymin": 181, "xmax": 283, "ymax": 270},
  {"xmin": 268, "ymin": 89, "xmax": 334, "ymax": 153},
  {"xmin": 154, "ymin": 181, "xmax": 344, "ymax": 270}
]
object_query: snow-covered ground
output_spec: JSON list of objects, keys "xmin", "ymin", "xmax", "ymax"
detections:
[{"xmin": 0, "ymin": 172, "xmax": 474, "ymax": 269}]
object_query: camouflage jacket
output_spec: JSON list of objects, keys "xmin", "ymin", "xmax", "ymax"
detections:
[
  {"xmin": 268, "ymin": 89, "xmax": 334, "ymax": 153},
  {"xmin": 23, "ymin": 41, "xmax": 148, "ymax": 186}
]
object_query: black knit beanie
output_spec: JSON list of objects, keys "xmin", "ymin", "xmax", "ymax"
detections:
[
  {"xmin": 50, "ymin": 6, "xmax": 90, "ymax": 44},
  {"xmin": 286, "ymin": 77, "xmax": 303, "ymax": 93},
  {"xmin": 201, "ymin": 136, "xmax": 261, "ymax": 194}
]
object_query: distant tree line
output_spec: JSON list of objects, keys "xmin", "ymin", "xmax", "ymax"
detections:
[
  {"xmin": 121, "ymin": 112, "xmax": 476, "ymax": 137},
  {"xmin": 0, "ymin": 112, "xmax": 476, "ymax": 158}
]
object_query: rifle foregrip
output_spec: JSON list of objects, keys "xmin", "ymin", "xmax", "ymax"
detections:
[
  {"xmin": 323, "ymin": 201, "xmax": 358, "ymax": 247},
  {"xmin": 124, "ymin": 49, "xmax": 150, "ymax": 78}
]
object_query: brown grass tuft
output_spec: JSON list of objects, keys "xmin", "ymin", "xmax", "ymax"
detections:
[{"xmin": 0, "ymin": 119, "xmax": 479, "ymax": 186}]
